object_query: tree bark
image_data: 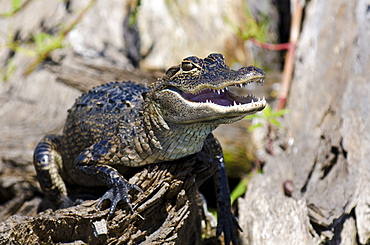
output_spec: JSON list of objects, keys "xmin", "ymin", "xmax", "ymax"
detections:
[
  {"xmin": 239, "ymin": 0, "xmax": 370, "ymax": 244},
  {"xmin": 0, "ymin": 154, "xmax": 218, "ymax": 245}
]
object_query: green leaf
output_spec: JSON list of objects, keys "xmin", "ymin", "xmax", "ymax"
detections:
[
  {"xmin": 247, "ymin": 123, "xmax": 263, "ymax": 132},
  {"xmin": 262, "ymin": 104, "xmax": 272, "ymax": 118},
  {"xmin": 32, "ymin": 32, "xmax": 64, "ymax": 55},
  {"xmin": 12, "ymin": 0, "xmax": 22, "ymax": 10},
  {"xmin": 230, "ymin": 178, "xmax": 249, "ymax": 205},
  {"xmin": 1, "ymin": 58, "xmax": 16, "ymax": 82},
  {"xmin": 273, "ymin": 109, "xmax": 290, "ymax": 117},
  {"xmin": 270, "ymin": 118, "xmax": 282, "ymax": 128},
  {"xmin": 224, "ymin": 1, "xmax": 269, "ymax": 43}
]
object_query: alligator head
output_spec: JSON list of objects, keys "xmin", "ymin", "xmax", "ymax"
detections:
[{"xmin": 148, "ymin": 53, "xmax": 266, "ymax": 124}]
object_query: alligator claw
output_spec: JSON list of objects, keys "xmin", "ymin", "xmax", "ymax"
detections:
[
  {"xmin": 217, "ymin": 209, "xmax": 242, "ymax": 245},
  {"xmin": 97, "ymin": 182, "xmax": 143, "ymax": 219}
]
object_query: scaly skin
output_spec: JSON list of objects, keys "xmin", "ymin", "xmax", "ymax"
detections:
[{"xmin": 33, "ymin": 53, "xmax": 266, "ymax": 244}]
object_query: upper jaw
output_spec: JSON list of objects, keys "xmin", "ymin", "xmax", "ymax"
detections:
[{"xmin": 172, "ymin": 65, "xmax": 266, "ymax": 93}]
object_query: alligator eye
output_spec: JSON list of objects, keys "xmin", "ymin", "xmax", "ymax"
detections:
[
  {"xmin": 181, "ymin": 61, "xmax": 194, "ymax": 71},
  {"xmin": 165, "ymin": 66, "xmax": 180, "ymax": 77}
]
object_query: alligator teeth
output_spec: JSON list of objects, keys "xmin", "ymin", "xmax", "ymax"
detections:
[
  {"xmin": 229, "ymin": 78, "xmax": 265, "ymax": 89},
  {"xmin": 217, "ymin": 90, "xmax": 221, "ymax": 94}
]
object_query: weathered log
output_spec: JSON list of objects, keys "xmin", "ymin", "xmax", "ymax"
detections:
[
  {"xmin": 239, "ymin": 0, "xmax": 370, "ymax": 244},
  {"xmin": 0, "ymin": 154, "xmax": 219, "ymax": 245}
]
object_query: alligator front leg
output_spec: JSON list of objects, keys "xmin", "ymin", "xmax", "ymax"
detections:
[
  {"xmin": 202, "ymin": 134, "xmax": 242, "ymax": 245},
  {"xmin": 33, "ymin": 135, "xmax": 73, "ymax": 208},
  {"xmin": 75, "ymin": 138, "xmax": 143, "ymax": 218}
]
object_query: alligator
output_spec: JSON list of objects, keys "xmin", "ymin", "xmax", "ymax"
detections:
[{"xmin": 33, "ymin": 53, "xmax": 266, "ymax": 244}]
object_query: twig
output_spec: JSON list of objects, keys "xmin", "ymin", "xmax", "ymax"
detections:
[
  {"xmin": 277, "ymin": 1, "xmax": 304, "ymax": 110},
  {"xmin": 249, "ymin": 38, "xmax": 292, "ymax": 51},
  {"xmin": 0, "ymin": 0, "xmax": 33, "ymax": 18}
]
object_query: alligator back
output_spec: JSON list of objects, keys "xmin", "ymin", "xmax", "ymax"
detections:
[{"xmin": 62, "ymin": 81, "xmax": 150, "ymax": 168}]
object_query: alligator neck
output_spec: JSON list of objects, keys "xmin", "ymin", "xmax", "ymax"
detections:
[
  {"xmin": 155, "ymin": 122, "xmax": 217, "ymax": 161},
  {"xmin": 143, "ymin": 102, "xmax": 217, "ymax": 162}
]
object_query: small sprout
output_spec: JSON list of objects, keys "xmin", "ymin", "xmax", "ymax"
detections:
[
  {"xmin": 245, "ymin": 104, "xmax": 289, "ymax": 132},
  {"xmin": 224, "ymin": 1, "xmax": 270, "ymax": 43},
  {"xmin": 230, "ymin": 178, "xmax": 249, "ymax": 205},
  {"xmin": 2, "ymin": 0, "xmax": 96, "ymax": 75},
  {"xmin": 0, "ymin": 0, "xmax": 32, "ymax": 18},
  {"xmin": 0, "ymin": 58, "xmax": 16, "ymax": 82},
  {"xmin": 230, "ymin": 171, "xmax": 261, "ymax": 205}
]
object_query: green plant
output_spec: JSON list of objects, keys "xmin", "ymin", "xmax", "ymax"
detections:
[
  {"xmin": 2, "ymin": 0, "xmax": 96, "ymax": 76},
  {"xmin": 230, "ymin": 171, "xmax": 261, "ymax": 205},
  {"xmin": 245, "ymin": 104, "xmax": 289, "ymax": 156},
  {"xmin": 0, "ymin": 58, "xmax": 16, "ymax": 82},
  {"xmin": 6, "ymin": 32, "xmax": 65, "ymax": 75},
  {"xmin": 245, "ymin": 104, "xmax": 289, "ymax": 132},
  {"xmin": 128, "ymin": 0, "xmax": 142, "ymax": 27},
  {"xmin": 228, "ymin": 106, "xmax": 289, "ymax": 204},
  {"xmin": 0, "ymin": 0, "xmax": 33, "ymax": 18},
  {"xmin": 224, "ymin": 1, "xmax": 270, "ymax": 43}
]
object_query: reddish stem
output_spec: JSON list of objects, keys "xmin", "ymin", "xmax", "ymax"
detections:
[
  {"xmin": 249, "ymin": 38, "xmax": 292, "ymax": 51},
  {"xmin": 277, "ymin": 1, "xmax": 304, "ymax": 110}
]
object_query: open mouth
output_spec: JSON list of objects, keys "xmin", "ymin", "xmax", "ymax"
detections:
[{"xmin": 179, "ymin": 78, "xmax": 265, "ymax": 106}]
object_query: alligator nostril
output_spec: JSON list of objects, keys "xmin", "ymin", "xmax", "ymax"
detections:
[{"xmin": 237, "ymin": 66, "xmax": 266, "ymax": 79}]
